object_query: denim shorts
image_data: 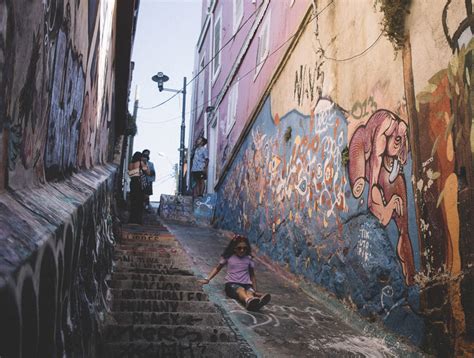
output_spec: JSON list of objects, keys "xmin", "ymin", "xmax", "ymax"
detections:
[{"xmin": 225, "ymin": 282, "xmax": 254, "ymax": 299}]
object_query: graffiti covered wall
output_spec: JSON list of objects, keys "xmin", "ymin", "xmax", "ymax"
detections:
[
  {"xmin": 0, "ymin": 0, "xmax": 137, "ymax": 356},
  {"xmin": 1, "ymin": 0, "xmax": 117, "ymax": 187},
  {"xmin": 214, "ymin": 1, "xmax": 473, "ymax": 354},
  {"xmin": 0, "ymin": 166, "xmax": 117, "ymax": 357}
]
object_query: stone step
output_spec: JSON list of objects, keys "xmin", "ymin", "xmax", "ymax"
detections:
[
  {"xmin": 108, "ymin": 279, "xmax": 200, "ymax": 291},
  {"xmin": 111, "ymin": 273, "xmax": 197, "ymax": 284},
  {"xmin": 111, "ymin": 299, "xmax": 218, "ymax": 313},
  {"xmin": 121, "ymin": 225, "xmax": 169, "ymax": 232},
  {"xmin": 116, "ymin": 241, "xmax": 180, "ymax": 249},
  {"xmin": 104, "ymin": 324, "xmax": 238, "ymax": 344},
  {"xmin": 114, "ymin": 247, "xmax": 184, "ymax": 257},
  {"xmin": 111, "ymin": 289, "xmax": 208, "ymax": 302},
  {"xmin": 114, "ymin": 253, "xmax": 189, "ymax": 264},
  {"xmin": 113, "ymin": 261, "xmax": 192, "ymax": 271},
  {"xmin": 120, "ymin": 233, "xmax": 175, "ymax": 242},
  {"xmin": 115, "ymin": 240, "xmax": 181, "ymax": 251},
  {"xmin": 111, "ymin": 312, "xmax": 226, "ymax": 326},
  {"xmin": 104, "ymin": 341, "xmax": 246, "ymax": 358},
  {"xmin": 112, "ymin": 266, "xmax": 194, "ymax": 276}
]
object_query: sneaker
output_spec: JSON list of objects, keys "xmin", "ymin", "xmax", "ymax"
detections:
[
  {"xmin": 245, "ymin": 297, "xmax": 260, "ymax": 311},
  {"xmin": 257, "ymin": 293, "xmax": 271, "ymax": 310}
]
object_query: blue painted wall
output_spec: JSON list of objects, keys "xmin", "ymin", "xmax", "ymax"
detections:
[{"xmin": 214, "ymin": 97, "xmax": 424, "ymax": 344}]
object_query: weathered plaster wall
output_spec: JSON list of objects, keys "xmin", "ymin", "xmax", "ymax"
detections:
[
  {"xmin": 0, "ymin": 165, "xmax": 116, "ymax": 357},
  {"xmin": 214, "ymin": 0, "xmax": 473, "ymax": 355},
  {"xmin": 0, "ymin": 0, "xmax": 117, "ymax": 188}
]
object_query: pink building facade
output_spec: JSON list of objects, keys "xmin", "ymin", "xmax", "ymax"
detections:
[{"xmin": 189, "ymin": 0, "xmax": 308, "ymax": 192}]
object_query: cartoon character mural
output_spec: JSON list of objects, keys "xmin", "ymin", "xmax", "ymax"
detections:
[{"xmin": 348, "ymin": 110, "xmax": 415, "ymax": 285}]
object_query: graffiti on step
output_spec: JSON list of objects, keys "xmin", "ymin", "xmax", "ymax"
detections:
[
  {"xmin": 117, "ymin": 289, "xmax": 207, "ymax": 301},
  {"xmin": 107, "ymin": 325, "xmax": 234, "ymax": 343},
  {"xmin": 122, "ymin": 232, "xmax": 174, "ymax": 241},
  {"xmin": 117, "ymin": 300, "xmax": 180, "ymax": 313},
  {"xmin": 116, "ymin": 255, "xmax": 179, "ymax": 263},
  {"xmin": 131, "ymin": 312, "xmax": 205, "ymax": 326},
  {"xmin": 115, "ymin": 247, "xmax": 178, "ymax": 255},
  {"xmin": 130, "ymin": 281, "xmax": 181, "ymax": 291},
  {"xmin": 113, "ymin": 341, "xmax": 208, "ymax": 357},
  {"xmin": 115, "ymin": 273, "xmax": 194, "ymax": 283}
]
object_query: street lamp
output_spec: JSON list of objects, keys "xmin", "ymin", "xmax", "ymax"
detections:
[{"xmin": 152, "ymin": 72, "xmax": 187, "ymax": 195}]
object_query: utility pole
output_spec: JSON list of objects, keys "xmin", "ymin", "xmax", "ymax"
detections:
[
  {"xmin": 151, "ymin": 72, "xmax": 187, "ymax": 195},
  {"xmin": 178, "ymin": 77, "xmax": 187, "ymax": 195}
]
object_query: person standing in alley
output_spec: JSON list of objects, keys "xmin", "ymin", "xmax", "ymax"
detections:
[
  {"xmin": 199, "ymin": 235, "xmax": 271, "ymax": 311},
  {"xmin": 142, "ymin": 149, "xmax": 156, "ymax": 212},
  {"xmin": 128, "ymin": 152, "xmax": 150, "ymax": 224},
  {"xmin": 191, "ymin": 137, "xmax": 209, "ymax": 197}
]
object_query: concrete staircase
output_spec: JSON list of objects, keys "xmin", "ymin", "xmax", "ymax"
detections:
[{"xmin": 103, "ymin": 224, "xmax": 255, "ymax": 358}]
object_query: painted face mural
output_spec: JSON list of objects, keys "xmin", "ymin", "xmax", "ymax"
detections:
[{"xmin": 349, "ymin": 110, "xmax": 414, "ymax": 285}]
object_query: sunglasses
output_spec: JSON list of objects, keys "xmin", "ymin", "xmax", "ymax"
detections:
[{"xmin": 235, "ymin": 246, "xmax": 248, "ymax": 251}]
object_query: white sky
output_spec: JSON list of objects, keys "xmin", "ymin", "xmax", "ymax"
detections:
[{"xmin": 130, "ymin": 0, "xmax": 202, "ymax": 201}]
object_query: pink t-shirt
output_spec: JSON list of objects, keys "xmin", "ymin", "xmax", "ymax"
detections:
[{"xmin": 219, "ymin": 255, "xmax": 255, "ymax": 284}]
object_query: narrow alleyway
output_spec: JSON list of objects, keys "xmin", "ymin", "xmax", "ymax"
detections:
[
  {"xmin": 102, "ymin": 210, "xmax": 423, "ymax": 357},
  {"xmin": 102, "ymin": 221, "xmax": 256, "ymax": 357}
]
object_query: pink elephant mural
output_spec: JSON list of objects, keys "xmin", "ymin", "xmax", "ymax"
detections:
[{"xmin": 349, "ymin": 110, "xmax": 415, "ymax": 285}]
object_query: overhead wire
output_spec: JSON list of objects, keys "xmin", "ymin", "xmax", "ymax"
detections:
[
  {"xmin": 137, "ymin": 0, "xmax": 336, "ymax": 123},
  {"xmin": 139, "ymin": 0, "xmax": 383, "ymax": 124},
  {"xmin": 138, "ymin": 1, "xmax": 264, "ymax": 110},
  {"xmin": 319, "ymin": 31, "xmax": 384, "ymax": 62}
]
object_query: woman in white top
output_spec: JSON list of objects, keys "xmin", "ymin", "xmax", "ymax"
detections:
[{"xmin": 128, "ymin": 151, "xmax": 150, "ymax": 224}]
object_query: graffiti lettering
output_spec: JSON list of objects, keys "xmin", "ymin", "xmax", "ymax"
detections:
[
  {"xmin": 122, "ymin": 233, "xmax": 174, "ymax": 241},
  {"xmin": 117, "ymin": 300, "xmax": 180, "ymax": 313},
  {"xmin": 114, "ymin": 341, "xmax": 207, "ymax": 357},
  {"xmin": 107, "ymin": 325, "xmax": 204, "ymax": 343},
  {"xmin": 350, "ymin": 96, "xmax": 378, "ymax": 120},
  {"xmin": 131, "ymin": 282, "xmax": 181, "ymax": 291},
  {"xmin": 293, "ymin": 62, "xmax": 324, "ymax": 107},
  {"xmin": 131, "ymin": 312, "xmax": 205, "ymax": 326}
]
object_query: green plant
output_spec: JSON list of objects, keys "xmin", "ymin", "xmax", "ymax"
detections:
[
  {"xmin": 284, "ymin": 126, "xmax": 292, "ymax": 142},
  {"xmin": 375, "ymin": 0, "xmax": 411, "ymax": 50},
  {"xmin": 341, "ymin": 146, "xmax": 350, "ymax": 166}
]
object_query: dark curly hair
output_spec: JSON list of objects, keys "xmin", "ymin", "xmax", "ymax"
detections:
[
  {"xmin": 221, "ymin": 235, "xmax": 252, "ymax": 259},
  {"xmin": 131, "ymin": 151, "xmax": 143, "ymax": 162}
]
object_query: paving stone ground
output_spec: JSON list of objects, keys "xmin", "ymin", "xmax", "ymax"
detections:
[
  {"xmin": 102, "ymin": 221, "xmax": 256, "ymax": 358},
  {"xmin": 162, "ymin": 220, "xmax": 425, "ymax": 358}
]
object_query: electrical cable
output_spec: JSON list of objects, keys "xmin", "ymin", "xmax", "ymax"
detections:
[
  {"xmin": 319, "ymin": 31, "xmax": 383, "ymax": 62},
  {"xmin": 143, "ymin": 0, "xmax": 385, "ymax": 125},
  {"xmin": 137, "ymin": 2, "xmax": 264, "ymax": 110},
  {"xmin": 136, "ymin": 0, "xmax": 335, "ymax": 122}
]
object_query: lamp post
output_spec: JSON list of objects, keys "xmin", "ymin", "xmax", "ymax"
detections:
[{"xmin": 152, "ymin": 72, "xmax": 187, "ymax": 195}]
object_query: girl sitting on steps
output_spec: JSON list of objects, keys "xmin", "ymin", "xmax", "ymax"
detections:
[{"xmin": 198, "ymin": 235, "xmax": 271, "ymax": 311}]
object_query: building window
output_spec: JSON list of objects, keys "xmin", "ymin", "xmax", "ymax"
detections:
[
  {"xmin": 213, "ymin": 13, "xmax": 222, "ymax": 79},
  {"xmin": 233, "ymin": 0, "xmax": 244, "ymax": 34},
  {"xmin": 226, "ymin": 82, "xmax": 239, "ymax": 135},
  {"xmin": 197, "ymin": 56, "xmax": 206, "ymax": 115},
  {"xmin": 255, "ymin": 15, "xmax": 270, "ymax": 78}
]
